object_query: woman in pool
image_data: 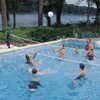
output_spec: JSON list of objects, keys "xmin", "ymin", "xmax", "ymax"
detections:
[
  {"xmin": 86, "ymin": 49, "xmax": 96, "ymax": 60},
  {"xmin": 75, "ymin": 63, "xmax": 87, "ymax": 80},
  {"xmin": 85, "ymin": 38, "xmax": 94, "ymax": 54}
]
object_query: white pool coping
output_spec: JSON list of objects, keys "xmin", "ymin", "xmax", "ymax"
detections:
[
  {"xmin": 0, "ymin": 39, "xmax": 63, "ymax": 54},
  {"xmin": 0, "ymin": 38, "xmax": 100, "ymax": 54}
]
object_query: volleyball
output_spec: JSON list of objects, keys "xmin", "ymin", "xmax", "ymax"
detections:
[{"xmin": 48, "ymin": 11, "xmax": 54, "ymax": 17}]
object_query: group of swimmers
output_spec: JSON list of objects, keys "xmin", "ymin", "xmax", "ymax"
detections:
[
  {"xmin": 57, "ymin": 38, "xmax": 96, "ymax": 81},
  {"xmin": 74, "ymin": 38, "xmax": 96, "ymax": 60},
  {"xmin": 25, "ymin": 38, "xmax": 96, "ymax": 90},
  {"xmin": 25, "ymin": 51, "xmax": 48, "ymax": 91},
  {"xmin": 74, "ymin": 38, "xmax": 96, "ymax": 81}
]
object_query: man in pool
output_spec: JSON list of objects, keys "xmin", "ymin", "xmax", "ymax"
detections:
[
  {"xmin": 25, "ymin": 51, "xmax": 42, "ymax": 67},
  {"xmin": 25, "ymin": 51, "xmax": 37, "ymax": 64},
  {"xmin": 55, "ymin": 44, "xmax": 65, "ymax": 59},
  {"xmin": 28, "ymin": 76, "xmax": 41, "ymax": 91},
  {"xmin": 31, "ymin": 67, "xmax": 48, "ymax": 75},
  {"xmin": 75, "ymin": 63, "xmax": 87, "ymax": 80}
]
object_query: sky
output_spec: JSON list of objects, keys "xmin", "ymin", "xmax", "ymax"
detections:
[{"xmin": 65, "ymin": 0, "xmax": 96, "ymax": 8}]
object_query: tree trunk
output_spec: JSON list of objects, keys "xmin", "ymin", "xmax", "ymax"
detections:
[
  {"xmin": 55, "ymin": 0, "xmax": 64, "ymax": 25},
  {"xmin": 46, "ymin": 16, "xmax": 51, "ymax": 26},
  {"xmin": 6, "ymin": 0, "xmax": 10, "ymax": 27},
  {"xmin": 12, "ymin": 0, "xmax": 16, "ymax": 28},
  {"xmin": 87, "ymin": 0, "xmax": 90, "ymax": 27},
  {"xmin": 1, "ymin": 0, "xmax": 8, "ymax": 29},
  {"xmin": 56, "ymin": 11, "xmax": 61, "ymax": 25},
  {"xmin": 38, "ymin": 0, "xmax": 44, "ymax": 26},
  {"xmin": 95, "ymin": 2, "xmax": 100, "ymax": 23}
]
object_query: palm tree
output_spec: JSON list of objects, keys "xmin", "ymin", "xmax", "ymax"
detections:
[{"xmin": 1, "ymin": 0, "xmax": 8, "ymax": 29}]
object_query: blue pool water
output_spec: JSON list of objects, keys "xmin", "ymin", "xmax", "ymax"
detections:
[{"xmin": 0, "ymin": 40, "xmax": 100, "ymax": 100}]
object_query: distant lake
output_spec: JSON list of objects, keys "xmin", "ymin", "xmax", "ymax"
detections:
[{"xmin": 0, "ymin": 13, "xmax": 95, "ymax": 30}]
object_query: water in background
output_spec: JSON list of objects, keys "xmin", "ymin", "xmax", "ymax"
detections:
[{"xmin": 0, "ymin": 13, "xmax": 95, "ymax": 30}]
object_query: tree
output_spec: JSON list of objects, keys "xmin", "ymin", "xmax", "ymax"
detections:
[
  {"xmin": 43, "ymin": 0, "xmax": 65, "ymax": 26},
  {"xmin": 38, "ymin": 0, "xmax": 44, "ymax": 26},
  {"xmin": 6, "ymin": 0, "xmax": 10, "ymax": 27},
  {"xmin": 54, "ymin": 0, "xmax": 65, "ymax": 25},
  {"xmin": 11, "ymin": 0, "xmax": 17, "ymax": 28},
  {"xmin": 43, "ymin": 0, "xmax": 53, "ymax": 26},
  {"xmin": 84, "ymin": 0, "xmax": 100, "ymax": 24},
  {"xmin": 1, "ymin": 0, "xmax": 8, "ymax": 29},
  {"xmin": 93, "ymin": 0, "xmax": 100, "ymax": 23}
]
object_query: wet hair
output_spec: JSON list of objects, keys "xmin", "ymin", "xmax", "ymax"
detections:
[
  {"xmin": 62, "ymin": 44, "xmax": 65, "ymax": 49},
  {"xmin": 87, "ymin": 38, "xmax": 92, "ymax": 43},
  {"xmin": 90, "ymin": 48, "xmax": 93, "ymax": 51},
  {"xmin": 80, "ymin": 63, "xmax": 85, "ymax": 70},
  {"xmin": 25, "ymin": 54, "xmax": 29, "ymax": 60},
  {"xmin": 32, "ymin": 68, "xmax": 38, "ymax": 74}
]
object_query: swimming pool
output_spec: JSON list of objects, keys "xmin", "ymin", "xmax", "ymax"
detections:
[{"xmin": 0, "ymin": 39, "xmax": 100, "ymax": 100}]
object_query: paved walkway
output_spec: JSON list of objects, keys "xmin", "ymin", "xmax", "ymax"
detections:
[
  {"xmin": 0, "ymin": 38, "xmax": 100, "ymax": 54},
  {"xmin": 0, "ymin": 44, "xmax": 19, "ymax": 53}
]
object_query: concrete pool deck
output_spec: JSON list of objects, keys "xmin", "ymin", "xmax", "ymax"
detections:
[
  {"xmin": 0, "ymin": 38, "xmax": 100, "ymax": 54},
  {"xmin": 0, "ymin": 39, "xmax": 63, "ymax": 54}
]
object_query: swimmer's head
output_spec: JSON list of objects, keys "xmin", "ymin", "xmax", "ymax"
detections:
[
  {"xmin": 80, "ymin": 63, "xmax": 85, "ymax": 70},
  {"xmin": 87, "ymin": 38, "xmax": 91, "ymax": 43},
  {"xmin": 90, "ymin": 48, "xmax": 93, "ymax": 51},
  {"xmin": 26, "ymin": 54, "xmax": 29, "ymax": 60},
  {"xmin": 62, "ymin": 44, "xmax": 65, "ymax": 49},
  {"xmin": 32, "ymin": 68, "xmax": 37, "ymax": 74}
]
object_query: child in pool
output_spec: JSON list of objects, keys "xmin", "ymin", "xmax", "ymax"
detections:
[
  {"xmin": 75, "ymin": 63, "xmax": 87, "ymax": 80},
  {"xmin": 75, "ymin": 45, "xmax": 79, "ymax": 54}
]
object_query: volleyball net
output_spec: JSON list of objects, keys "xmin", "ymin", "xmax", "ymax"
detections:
[{"xmin": 10, "ymin": 34, "xmax": 40, "ymax": 46}]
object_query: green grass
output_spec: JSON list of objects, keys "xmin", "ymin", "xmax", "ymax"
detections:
[{"xmin": 0, "ymin": 25, "xmax": 100, "ymax": 44}]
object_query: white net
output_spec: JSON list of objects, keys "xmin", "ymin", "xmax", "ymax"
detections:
[{"xmin": 10, "ymin": 34, "xmax": 40, "ymax": 46}]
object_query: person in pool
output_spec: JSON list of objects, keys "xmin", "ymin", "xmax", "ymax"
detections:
[
  {"xmin": 31, "ymin": 68, "xmax": 48, "ymax": 75},
  {"xmin": 55, "ymin": 44, "xmax": 65, "ymax": 59},
  {"xmin": 85, "ymin": 38, "xmax": 94, "ymax": 54},
  {"xmin": 25, "ymin": 51, "xmax": 37, "ymax": 64},
  {"xmin": 25, "ymin": 51, "xmax": 42, "ymax": 68},
  {"xmin": 75, "ymin": 45, "xmax": 80, "ymax": 54},
  {"xmin": 28, "ymin": 73, "xmax": 41, "ymax": 91},
  {"xmin": 75, "ymin": 63, "xmax": 87, "ymax": 80},
  {"xmin": 86, "ymin": 49, "xmax": 96, "ymax": 60}
]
